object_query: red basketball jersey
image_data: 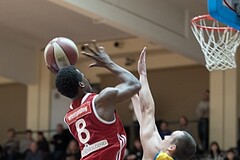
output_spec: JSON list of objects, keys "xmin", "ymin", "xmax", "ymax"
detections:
[{"xmin": 64, "ymin": 93, "xmax": 127, "ymax": 160}]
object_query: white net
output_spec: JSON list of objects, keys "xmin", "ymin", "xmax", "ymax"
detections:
[{"xmin": 191, "ymin": 15, "xmax": 240, "ymax": 71}]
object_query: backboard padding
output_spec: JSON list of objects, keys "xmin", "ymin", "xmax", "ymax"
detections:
[{"xmin": 208, "ymin": 0, "xmax": 240, "ymax": 30}]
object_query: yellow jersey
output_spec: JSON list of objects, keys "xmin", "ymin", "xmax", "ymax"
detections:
[{"xmin": 154, "ymin": 151, "xmax": 174, "ymax": 160}]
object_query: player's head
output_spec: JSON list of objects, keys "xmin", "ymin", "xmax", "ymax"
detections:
[
  {"xmin": 25, "ymin": 129, "xmax": 33, "ymax": 139},
  {"xmin": 179, "ymin": 116, "xmax": 188, "ymax": 127},
  {"xmin": 209, "ymin": 141, "xmax": 221, "ymax": 157},
  {"xmin": 161, "ymin": 130, "xmax": 196, "ymax": 160},
  {"xmin": 203, "ymin": 89, "xmax": 210, "ymax": 101},
  {"xmin": 7, "ymin": 128, "xmax": 16, "ymax": 138},
  {"xmin": 55, "ymin": 65, "xmax": 92, "ymax": 99}
]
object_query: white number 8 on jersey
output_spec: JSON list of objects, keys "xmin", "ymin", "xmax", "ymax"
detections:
[{"xmin": 75, "ymin": 118, "xmax": 90, "ymax": 144}]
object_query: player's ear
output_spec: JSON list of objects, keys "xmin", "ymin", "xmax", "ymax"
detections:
[
  {"xmin": 168, "ymin": 145, "xmax": 176, "ymax": 152},
  {"xmin": 79, "ymin": 82, "xmax": 85, "ymax": 88}
]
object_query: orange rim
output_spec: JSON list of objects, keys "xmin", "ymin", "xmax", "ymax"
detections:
[{"xmin": 191, "ymin": 14, "xmax": 236, "ymax": 31}]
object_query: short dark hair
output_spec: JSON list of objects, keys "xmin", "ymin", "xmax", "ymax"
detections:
[
  {"xmin": 37, "ymin": 131, "xmax": 43, "ymax": 135},
  {"xmin": 171, "ymin": 131, "xmax": 196, "ymax": 160},
  {"xmin": 55, "ymin": 66, "xmax": 83, "ymax": 99},
  {"xmin": 8, "ymin": 128, "xmax": 16, "ymax": 134}
]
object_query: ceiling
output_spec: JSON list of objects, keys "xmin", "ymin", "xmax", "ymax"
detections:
[
  {"xmin": 0, "ymin": 0, "xmax": 132, "ymax": 51},
  {"xmin": 0, "ymin": 0, "xmax": 207, "ymax": 84},
  {"xmin": 0, "ymin": 0, "xmax": 133, "ymax": 83}
]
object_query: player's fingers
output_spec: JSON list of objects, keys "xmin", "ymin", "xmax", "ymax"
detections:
[
  {"xmin": 142, "ymin": 47, "xmax": 147, "ymax": 54},
  {"xmin": 83, "ymin": 43, "xmax": 97, "ymax": 55},
  {"xmin": 91, "ymin": 40, "xmax": 101, "ymax": 53},
  {"xmin": 81, "ymin": 51, "xmax": 97, "ymax": 60},
  {"xmin": 99, "ymin": 46, "xmax": 105, "ymax": 52},
  {"xmin": 141, "ymin": 47, "xmax": 146, "ymax": 61},
  {"xmin": 89, "ymin": 63, "xmax": 98, "ymax": 68},
  {"xmin": 138, "ymin": 47, "xmax": 147, "ymax": 63},
  {"xmin": 81, "ymin": 51, "xmax": 90, "ymax": 56},
  {"xmin": 81, "ymin": 51, "xmax": 96, "ymax": 59}
]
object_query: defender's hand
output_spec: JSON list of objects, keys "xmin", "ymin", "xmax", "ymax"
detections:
[{"xmin": 138, "ymin": 47, "xmax": 147, "ymax": 76}]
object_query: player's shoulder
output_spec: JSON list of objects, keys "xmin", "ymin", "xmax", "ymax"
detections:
[{"xmin": 95, "ymin": 87, "xmax": 118, "ymax": 103}]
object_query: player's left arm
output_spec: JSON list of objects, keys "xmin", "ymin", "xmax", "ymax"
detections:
[{"xmin": 136, "ymin": 48, "xmax": 162, "ymax": 159}]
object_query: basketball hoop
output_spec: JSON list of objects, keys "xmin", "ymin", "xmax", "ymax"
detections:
[{"xmin": 191, "ymin": 14, "xmax": 240, "ymax": 71}]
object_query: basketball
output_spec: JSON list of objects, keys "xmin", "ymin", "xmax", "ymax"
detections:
[{"xmin": 44, "ymin": 37, "xmax": 79, "ymax": 73}]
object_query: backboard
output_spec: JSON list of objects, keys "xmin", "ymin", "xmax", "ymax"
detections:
[{"xmin": 208, "ymin": 0, "xmax": 240, "ymax": 30}]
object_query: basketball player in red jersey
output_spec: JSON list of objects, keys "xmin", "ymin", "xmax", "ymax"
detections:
[
  {"xmin": 131, "ymin": 48, "xmax": 196, "ymax": 160},
  {"xmin": 54, "ymin": 40, "xmax": 141, "ymax": 160}
]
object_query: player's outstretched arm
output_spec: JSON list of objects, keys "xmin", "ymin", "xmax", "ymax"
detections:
[
  {"xmin": 136, "ymin": 48, "xmax": 162, "ymax": 159},
  {"xmin": 82, "ymin": 40, "xmax": 141, "ymax": 106}
]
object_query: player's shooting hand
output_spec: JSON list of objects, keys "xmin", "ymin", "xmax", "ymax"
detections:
[
  {"xmin": 138, "ymin": 47, "xmax": 147, "ymax": 76},
  {"xmin": 81, "ymin": 40, "xmax": 112, "ymax": 68}
]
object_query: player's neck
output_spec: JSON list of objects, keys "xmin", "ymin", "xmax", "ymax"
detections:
[{"xmin": 74, "ymin": 93, "xmax": 85, "ymax": 100}]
